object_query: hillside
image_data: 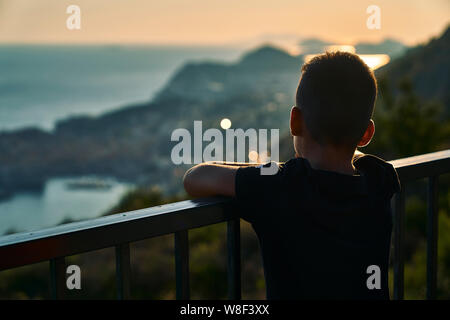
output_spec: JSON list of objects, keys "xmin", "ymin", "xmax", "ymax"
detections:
[{"xmin": 376, "ymin": 26, "xmax": 450, "ymax": 113}]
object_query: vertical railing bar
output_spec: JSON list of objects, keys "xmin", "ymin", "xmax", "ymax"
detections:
[
  {"xmin": 393, "ymin": 188, "xmax": 405, "ymax": 300},
  {"xmin": 426, "ymin": 175, "xmax": 439, "ymax": 300},
  {"xmin": 175, "ymin": 230, "xmax": 190, "ymax": 299},
  {"xmin": 227, "ymin": 218, "xmax": 241, "ymax": 300},
  {"xmin": 115, "ymin": 242, "xmax": 131, "ymax": 300},
  {"xmin": 49, "ymin": 257, "xmax": 66, "ymax": 300}
]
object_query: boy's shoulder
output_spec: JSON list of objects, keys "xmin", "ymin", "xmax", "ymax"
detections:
[
  {"xmin": 235, "ymin": 153, "xmax": 400, "ymax": 200},
  {"xmin": 353, "ymin": 154, "xmax": 401, "ymax": 195},
  {"xmin": 353, "ymin": 153, "xmax": 395, "ymax": 172}
]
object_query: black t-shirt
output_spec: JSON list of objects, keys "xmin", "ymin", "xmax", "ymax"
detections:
[{"xmin": 235, "ymin": 154, "xmax": 400, "ymax": 300}]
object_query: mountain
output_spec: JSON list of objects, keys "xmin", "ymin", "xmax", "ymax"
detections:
[
  {"xmin": 155, "ymin": 45, "xmax": 301, "ymax": 105},
  {"xmin": 0, "ymin": 45, "xmax": 303, "ymax": 195},
  {"xmin": 298, "ymin": 38, "xmax": 332, "ymax": 54},
  {"xmin": 355, "ymin": 38, "xmax": 407, "ymax": 58},
  {"xmin": 299, "ymin": 37, "xmax": 407, "ymax": 58},
  {"xmin": 375, "ymin": 26, "xmax": 450, "ymax": 112}
]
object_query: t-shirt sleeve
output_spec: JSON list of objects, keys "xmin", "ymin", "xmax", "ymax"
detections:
[
  {"xmin": 385, "ymin": 162, "xmax": 401, "ymax": 198},
  {"xmin": 234, "ymin": 162, "xmax": 282, "ymax": 223},
  {"xmin": 354, "ymin": 154, "xmax": 401, "ymax": 199}
]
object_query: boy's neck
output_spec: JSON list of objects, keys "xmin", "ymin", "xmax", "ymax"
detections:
[{"xmin": 299, "ymin": 144, "xmax": 357, "ymax": 175}]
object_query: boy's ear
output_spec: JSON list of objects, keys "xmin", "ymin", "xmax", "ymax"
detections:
[
  {"xmin": 290, "ymin": 106, "xmax": 302, "ymax": 136},
  {"xmin": 357, "ymin": 119, "xmax": 375, "ymax": 147}
]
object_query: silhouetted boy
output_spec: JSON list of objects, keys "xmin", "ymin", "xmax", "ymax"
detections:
[{"xmin": 183, "ymin": 51, "xmax": 400, "ymax": 299}]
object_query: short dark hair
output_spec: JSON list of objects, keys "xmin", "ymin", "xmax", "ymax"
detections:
[{"xmin": 295, "ymin": 51, "xmax": 377, "ymax": 148}]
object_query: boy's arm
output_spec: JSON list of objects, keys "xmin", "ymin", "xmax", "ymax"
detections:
[{"xmin": 183, "ymin": 162, "xmax": 260, "ymax": 197}]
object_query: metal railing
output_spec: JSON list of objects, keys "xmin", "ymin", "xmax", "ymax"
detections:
[
  {"xmin": 389, "ymin": 150, "xmax": 450, "ymax": 299},
  {"xmin": 0, "ymin": 150, "xmax": 449, "ymax": 299}
]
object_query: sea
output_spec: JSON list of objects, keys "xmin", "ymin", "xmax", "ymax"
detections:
[{"xmin": 0, "ymin": 45, "xmax": 243, "ymax": 235}]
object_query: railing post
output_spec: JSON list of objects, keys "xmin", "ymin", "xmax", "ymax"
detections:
[
  {"xmin": 49, "ymin": 257, "xmax": 66, "ymax": 300},
  {"xmin": 175, "ymin": 230, "xmax": 190, "ymax": 299},
  {"xmin": 227, "ymin": 218, "xmax": 241, "ymax": 300},
  {"xmin": 115, "ymin": 243, "xmax": 131, "ymax": 300},
  {"xmin": 393, "ymin": 188, "xmax": 405, "ymax": 300},
  {"xmin": 426, "ymin": 176, "xmax": 439, "ymax": 300}
]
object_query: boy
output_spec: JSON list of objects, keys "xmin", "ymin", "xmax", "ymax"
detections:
[{"xmin": 183, "ymin": 51, "xmax": 400, "ymax": 299}]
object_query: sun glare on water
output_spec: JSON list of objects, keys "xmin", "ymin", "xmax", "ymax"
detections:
[
  {"xmin": 326, "ymin": 44, "xmax": 356, "ymax": 53},
  {"xmin": 358, "ymin": 54, "xmax": 390, "ymax": 70},
  {"xmin": 303, "ymin": 44, "xmax": 390, "ymax": 70}
]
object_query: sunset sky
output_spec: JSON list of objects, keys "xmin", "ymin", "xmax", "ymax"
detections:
[{"xmin": 0, "ymin": 0, "xmax": 448, "ymax": 46}]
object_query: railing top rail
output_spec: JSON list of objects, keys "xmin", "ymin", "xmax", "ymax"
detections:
[
  {"xmin": 390, "ymin": 149, "xmax": 450, "ymax": 182},
  {"xmin": 0, "ymin": 149, "xmax": 448, "ymax": 271},
  {"xmin": 0, "ymin": 197, "xmax": 232, "ymax": 270},
  {"xmin": 389, "ymin": 149, "xmax": 450, "ymax": 168}
]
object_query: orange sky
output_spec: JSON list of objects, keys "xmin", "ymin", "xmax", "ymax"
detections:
[{"xmin": 0, "ymin": 0, "xmax": 448, "ymax": 46}]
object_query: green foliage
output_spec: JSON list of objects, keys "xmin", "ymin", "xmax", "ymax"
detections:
[
  {"xmin": 367, "ymin": 77, "xmax": 449, "ymax": 159},
  {"xmin": 403, "ymin": 209, "xmax": 450, "ymax": 300},
  {"xmin": 106, "ymin": 186, "xmax": 185, "ymax": 215}
]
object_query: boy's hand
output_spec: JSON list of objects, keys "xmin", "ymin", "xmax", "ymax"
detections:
[{"xmin": 183, "ymin": 162, "xmax": 260, "ymax": 197}]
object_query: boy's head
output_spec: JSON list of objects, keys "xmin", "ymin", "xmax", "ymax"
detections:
[{"xmin": 291, "ymin": 51, "xmax": 377, "ymax": 156}]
